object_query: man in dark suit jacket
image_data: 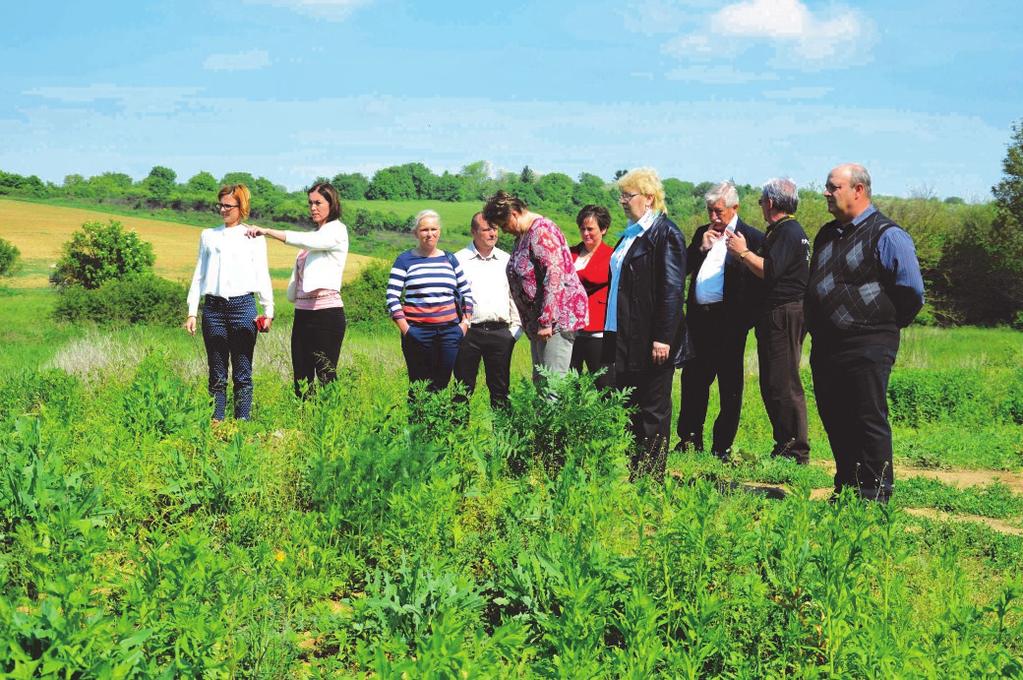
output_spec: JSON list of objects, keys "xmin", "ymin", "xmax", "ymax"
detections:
[
  {"xmin": 605, "ymin": 168, "xmax": 691, "ymax": 480},
  {"xmin": 676, "ymin": 181, "xmax": 764, "ymax": 461}
]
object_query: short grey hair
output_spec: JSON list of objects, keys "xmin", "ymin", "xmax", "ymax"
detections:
[
  {"xmin": 704, "ymin": 181, "xmax": 739, "ymax": 208},
  {"xmin": 846, "ymin": 163, "xmax": 872, "ymax": 198},
  {"xmin": 413, "ymin": 209, "xmax": 440, "ymax": 232},
  {"xmin": 761, "ymin": 177, "xmax": 799, "ymax": 214}
]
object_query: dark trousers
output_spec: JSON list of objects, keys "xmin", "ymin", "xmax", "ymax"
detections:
[
  {"xmin": 453, "ymin": 325, "xmax": 516, "ymax": 408},
  {"xmin": 756, "ymin": 301, "xmax": 810, "ymax": 463},
  {"xmin": 201, "ymin": 294, "xmax": 257, "ymax": 420},
  {"xmin": 677, "ymin": 305, "xmax": 749, "ymax": 453},
  {"xmin": 401, "ymin": 323, "xmax": 465, "ymax": 393},
  {"xmin": 570, "ymin": 333, "xmax": 614, "ymax": 390},
  {"xmin": 811, "ymin": 343, "xmax": 896, "ymax": 502},
  {"xmin": 617, "ymin": 365, "xmax": 674, "ymax": 480},
  {"xmin": 292, "ymin": 307, "xmax": 346, "ymax": 398}
]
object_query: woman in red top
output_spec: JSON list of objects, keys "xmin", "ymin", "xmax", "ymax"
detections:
[{"xmin": 569, "ymin": 205, "xmax": 614, "ymax": 389}]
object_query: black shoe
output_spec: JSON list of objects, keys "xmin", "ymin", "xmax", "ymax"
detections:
[
  {"xmin": 674, "ymin": 435, "xmax": 704, "ymax": 453},
  {"xmin": 711, "ymin": 449, "xmax": 733, "ymax": 464}
]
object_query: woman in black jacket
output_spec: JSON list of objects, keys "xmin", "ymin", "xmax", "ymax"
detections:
[{"xmin": 604, "ymin": 167, "xmax": 691, "ymax": 480}]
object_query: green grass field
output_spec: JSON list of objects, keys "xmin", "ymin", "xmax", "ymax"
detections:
[{"xmin": 2, "ymin": 203, "xmax": 1022, "ymax": 675}]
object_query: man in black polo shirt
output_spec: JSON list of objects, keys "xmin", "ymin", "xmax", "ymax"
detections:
[{"xmin": 726, "ymin": 178, "xmax": 811, "ymax": 464}]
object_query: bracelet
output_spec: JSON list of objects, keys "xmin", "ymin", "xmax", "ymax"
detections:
[{"xmin": 739, "ymin": 250, "xmax": 751, "ymax": 260}]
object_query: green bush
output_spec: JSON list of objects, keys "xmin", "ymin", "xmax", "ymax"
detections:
[
  {"xmin": 50, "ymin": 219, "xmax": 155, "ymax": 289},
  {"xmin": 0, "ymin": 236, "xmax": 19, "ymax": 276},
  {"xmin": 342, "ymin": 261, "xmax": 391, "ymax": 330},
  {"xmin": 53, "ymin": 273, "xmax": 184, "ymax": 325},
  {"xmin": 887, "ymin": 368, "xmax": 987, "ymax": 426}
]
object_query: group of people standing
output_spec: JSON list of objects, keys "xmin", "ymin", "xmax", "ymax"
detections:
[{"xmin": 185, "ymin": 161, "xmax": 924, "ymax": 502}]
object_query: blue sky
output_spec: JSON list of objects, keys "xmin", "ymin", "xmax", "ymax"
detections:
[{"xmin": 1, "ymin": 0, "xmax": 1020, "ymax": 200}]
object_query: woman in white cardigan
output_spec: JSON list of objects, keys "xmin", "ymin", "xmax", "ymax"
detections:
[
  {"xmin": 185, "ymin": 184, "xmax": 274, "ymax": 420},
  {"xmin": 247, "ymin": 182, "xmax": 349, "ymax": 397}
]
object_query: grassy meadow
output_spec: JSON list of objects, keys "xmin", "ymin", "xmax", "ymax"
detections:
[{"xmin": 1, "ymin": 201, "xmax": 1022, "ymax": 676}]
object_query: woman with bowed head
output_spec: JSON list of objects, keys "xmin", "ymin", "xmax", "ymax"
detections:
[
  {"xmin": 185, "ymin": 184, "xmax": 274, "ymax": 421},
  {"xmin": 605, "ymin": 168, "xmax": 690, "ymax": 479},
  {"xmin": 387, "ymin": 209, "xmax": 474, "ymax": 396},
  {"xmin": 570, "ymin": 204, "xmax": 615, "ymax": 390},
  {"xmin": 246, "ymin": 181, "xmax": 348, "ymax": 397},
  {"xmin": 482, "ymin": 191, "xmax": 588, "ymax": 382}
]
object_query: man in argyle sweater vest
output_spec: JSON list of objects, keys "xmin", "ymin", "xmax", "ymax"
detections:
[{"xmin": 805, "ymin": 164, "xmax": 924, "ymax": 502}]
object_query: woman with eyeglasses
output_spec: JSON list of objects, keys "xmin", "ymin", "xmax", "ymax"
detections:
[
  {"xmin": 246, "ymin": 182, "xmax": 349, "ymax": 397},
  {"xmin": 605, "ymin": 168, "xmax": 691, "ymax": 479},
  {"xmin": 185, "ymin": 183, "xmax": 274, "ymax": 421}
]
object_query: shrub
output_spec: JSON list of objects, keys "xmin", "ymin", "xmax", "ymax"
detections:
[
  {"xmin": 342, "ymin": 261, "xmax": 391, "ymax": 330},
  {"xmin": 50, "ymin": 219, "xmax": 155, "ymax": 289},
  {"xmin": 53, "ymin": 274, "xmax": 184, "ymax": 325},
  {"xmin": 887, "ymin": 368, "xmax": 987, "ymax": 426},
  {"xmin": 0, "ymin": 236, "xmax": 19, "ymax": 276}
]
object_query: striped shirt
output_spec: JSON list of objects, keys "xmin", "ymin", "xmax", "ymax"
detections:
[{"xmin": 387, "ymin": 250, "xmax": 475, "ymax": 325}]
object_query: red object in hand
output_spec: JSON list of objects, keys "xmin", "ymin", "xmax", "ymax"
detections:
[{"xmin": 255, "ymin": 315, "xmax": 271, "ymax": 332}]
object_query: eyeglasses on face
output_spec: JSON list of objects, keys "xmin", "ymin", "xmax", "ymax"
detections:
[
  {"xmin": 619, "ymin": 192, "xmax": 640, "ymax": 203},
  {"xmin": 215, "ymin": 203, "xmax": 239, "ymax": 212}
]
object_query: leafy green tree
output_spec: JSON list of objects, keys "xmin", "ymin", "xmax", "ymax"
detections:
[
  {"xmin": 535, "ymin": 172, "xmax": 575, "ymax": 204},
  {"xmin": 458, "ymin": 161, "xmax": 492, "ymax": 200},
  {"xmin": 186, "ymin": 171, "xmax": 218, "ymax": 194},
  {"xmin": 142, "ymin": 166, "xmax": 177, "ymax": 202},
  {"xmin": 220, "ymin": 171, "xmax": 256, "ymax": 187},
  {"xmin": 520, "ymin": 166, "xmax": 536, "ymax": 184},
  {"xmin": 367, "ymin": 166, "xmax": 416, "ymax": 200},
  {"xmin": 50, "ymin": 219, "xmax": 155, "ymax": 289},
  {"xmin": 993, "ymin": 119, "xmax": 1023, "ymax": 225},
  {"xmin": 332, "ymin": 172, "xmax": 370, "ymax": 200},
  {"xmin": 431, "ymin": 172, "xmax": 464, "ymax": 201},
  {"xmin": 572, "ymin": 173, "xmax": 613, "ymax": 209},
  {"xmin": 0, "ymin": 236, "xmax": 20, "ymax": 276},
  {"xmin": 87, "ymin": 172, "xmax": 133, "ymax": 198}
]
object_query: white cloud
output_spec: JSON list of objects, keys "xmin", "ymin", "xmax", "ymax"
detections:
[
  {"xmin": 711, "ymin": 0, "xmax": 868, "ymax": 60},
  {"xmin": 203, "ymin": 50, "xmax": 271, "ymax": 72},
  {"xmin": 247, "ymin": 0, "xmax": 371, "ymax": 21}
]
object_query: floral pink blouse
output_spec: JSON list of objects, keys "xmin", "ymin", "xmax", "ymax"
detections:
[{"xmin": 507, "ymin": 216, "xmax": 588, "ymax": 338}]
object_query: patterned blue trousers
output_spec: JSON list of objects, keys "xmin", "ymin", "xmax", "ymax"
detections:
[{"xmin": 201, "ymin": 294, "xmax": 257, "ymax": 420}]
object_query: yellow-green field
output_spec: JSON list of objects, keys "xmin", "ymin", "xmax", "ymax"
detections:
[{"xmin": 0, "ymin": 198, "xmax": 374, "ymax": 288}]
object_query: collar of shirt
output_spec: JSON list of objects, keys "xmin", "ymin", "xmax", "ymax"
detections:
[
  {"xmin": 466, "ymin": 241, "xmax": 504, "ymax": 261},
  {"xmin": 724, "ymin": 212, "xmax": 739, "ymax": 232},
  {"xmin": 850, "ymin": 204, "xmax": 877, "ymax": 227}
]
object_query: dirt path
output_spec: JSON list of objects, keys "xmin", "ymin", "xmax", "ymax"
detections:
[
  {"xmin": 902, "ymin": 507, "xmax": 1023, "ymax": 536},
  {"xmin": 810, "ymin": 459, "xmax": 1023, "ymax": 494}
]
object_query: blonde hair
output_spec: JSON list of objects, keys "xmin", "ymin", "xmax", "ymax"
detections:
[
  {"xmin": 617, "ymin": 168, "xmax": 666, "ymax": 213},
  {"xmin": 218, "ymin": 184, "xmax": 251, "ymax": 219}
]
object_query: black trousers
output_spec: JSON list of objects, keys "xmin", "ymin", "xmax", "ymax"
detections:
[
  {"xmin": 756, "ymin": 301, "xmax": 810, "ymax": 463},
  {"xmin": 810, "ymin": 343, "xmax": 896, "ymax": 502},
  {"xmin": 570, "ymin": 333, "xmax": 614, "ymax": 390},
  {"xmin": 617, "ymin": 365, "xmax": 674, "ymax": 481},
  {"xmin": 677, "ymin": 305, "xmax": 749, "ymax": 453},
  {"xmin": 292, "ymin": 307, "xmax": 346, "ymax": 398},
  {"xmin": 453, "ymin": 325, "xmax": 516, "ymax": 408}
]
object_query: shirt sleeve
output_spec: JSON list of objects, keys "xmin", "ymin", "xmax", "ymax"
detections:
[
  {"xmin": 253, "ymin": 235, "xmax": 275, "ymax": 318},
  {"xmin": 763, "ymin": 223, "xmax": 807, "ymax": 288},
  {"xmin": 877, "ymin": 227, "xmax": 925, "ymax": 327},
  {"xmin": 531, "ymin": 224, "xmax": 566, "ymax": 330},
  {"xmin": 387, "ymin": 253, "xmax": 408, "ymax": 320},
  {"xmin": 284, "ymin": 221, "xmax": 347, "ymax": 251},
  {"xmin": 451, "ymin": 258, "xmax": 475, "ymax": 319},
  {"xmin": 186, "ymin": 230, "xmax": 206, "ymax": 317}
]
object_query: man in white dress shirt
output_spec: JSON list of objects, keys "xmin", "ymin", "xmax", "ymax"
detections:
[
  {"xmin": 677, "ymin": 182, "xmax": 764, "ymax": 461},
  {"xmin": 453, "ymin": 212, "xmax": 521, "ymax": 408}
]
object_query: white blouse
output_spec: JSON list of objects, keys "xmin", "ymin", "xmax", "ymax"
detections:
[{"xmin": 186, "ymin": 224, "xmax": 275, "ymax": 317}]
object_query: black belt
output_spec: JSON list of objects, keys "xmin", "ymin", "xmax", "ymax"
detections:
[
  {"xmin": 691, "ymin": 302, "xmax": 724, "ymax": 313},
  {"xmin": 472, "ymin": 321, "xmax": 510, "ymax": 330}
]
